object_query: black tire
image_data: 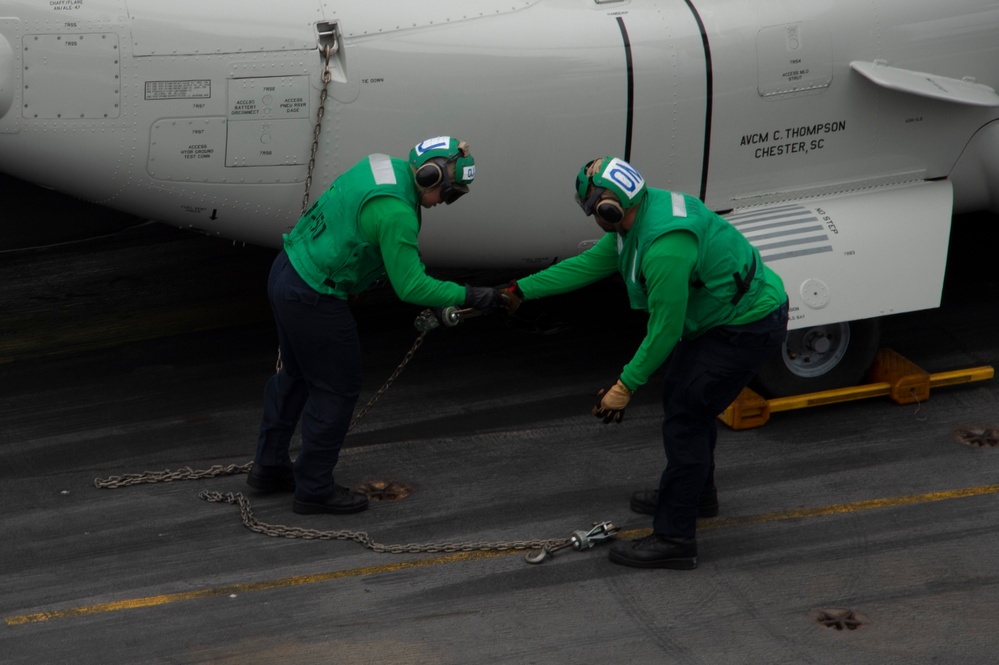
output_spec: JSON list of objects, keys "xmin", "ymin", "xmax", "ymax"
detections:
[{"xmin": 751, "ymin": 318, "xmax": 881, "ymax": 397}]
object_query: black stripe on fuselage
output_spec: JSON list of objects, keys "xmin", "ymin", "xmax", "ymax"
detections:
[
  {"xmin": 615, "ymin": 17, "xmax": 635, "ymax": 162},
  {"xmin": 616, "ymin": 6, "xmax": 712, "ymax": 200},
  {"xmin": 681, "ymin": 0, "xmax": 713, "ymax": 201}
]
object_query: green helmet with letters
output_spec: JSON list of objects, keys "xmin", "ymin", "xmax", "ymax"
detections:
[
  {"xmin": 575, "ymin": 156, "xmax": 647, "ymax": 216},
  {"xmin": 409, "ymin": 136, "xmax": 476, "ymax": 204}
]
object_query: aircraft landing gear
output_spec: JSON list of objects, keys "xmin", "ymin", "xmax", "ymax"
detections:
[{"xmin": 752, "ymin": 318, "xmax": 882, "ymax": 397}]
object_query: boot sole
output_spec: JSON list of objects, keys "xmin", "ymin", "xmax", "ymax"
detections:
[
  {"xmin": 609, "ymin": 550, "xmax": 698, "ymax": 570},
  {"xmin": 292, "ymin": 499, "xmax": 368, "ymax": 515}
]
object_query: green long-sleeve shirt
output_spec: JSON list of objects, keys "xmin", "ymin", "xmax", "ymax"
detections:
[
  {"xmin": 517, "ymin": 230, "xmax": 785, "ymax": 390},
  {"xmin": 285, "ymin": 151, "xmax": 467, "ymax": 307},
  {"xmin": 358, "ymin": 196, "xmax": 466, "ymax": 307}
]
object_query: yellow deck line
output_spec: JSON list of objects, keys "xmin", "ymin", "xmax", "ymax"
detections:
[{"xmin": 7, "ymin": 483, "xmax": 999, "ymax": 627}]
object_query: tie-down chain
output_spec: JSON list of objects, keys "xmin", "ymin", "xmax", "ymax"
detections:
[{"xmin": 94, "ymin": 306, "xmax": 621, "ymax": 563}]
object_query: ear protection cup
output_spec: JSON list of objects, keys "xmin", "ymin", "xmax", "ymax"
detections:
[
  {"xmin": 415, "ymin": 160, "xmax": 444, "ymax": 188},
  {"xmin": 595, "ymin": 197, "xmax": 624, "ymax": 224}
]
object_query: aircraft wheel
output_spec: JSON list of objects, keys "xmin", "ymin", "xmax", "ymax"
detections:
[{"xmin": 751, "ymin": 318, "xmax": 881, "ymax": 397}]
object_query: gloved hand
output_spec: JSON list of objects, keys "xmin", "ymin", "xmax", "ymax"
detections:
[
  {"xmin": 463, "ymin": 285, "xmax": 507, "ymax": 314},
  {"xmin": 495, "ymin": 281, "xmax": 523, "ymax": 314},
  {"xmin": 593, "ymin": 379, "xmax": 633, "ymax": 424}
]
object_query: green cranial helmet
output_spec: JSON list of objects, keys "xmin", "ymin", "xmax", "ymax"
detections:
[
  {"xmin": 409, "ymin": 136, "xmax": 476, "ymax": 204},
  {"xmin": 574, "ymin": 157, "xmax": 647, "ymax": 217},
  {"xmin": 409, "ymin": 136, "xmax": 476, "ymax": 185}
]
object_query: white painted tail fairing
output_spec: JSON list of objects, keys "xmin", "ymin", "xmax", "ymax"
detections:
[{"xmin": 730, "ymin": 179, "xmax": 953, "ymax": 331}]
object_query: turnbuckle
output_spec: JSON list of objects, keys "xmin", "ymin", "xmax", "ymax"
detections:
[
  {"xmin": 413, "ymin": 306, "xmax": 481, "ymax": 331},
  {"xmin": 524, "ymin": 521, "xmax": 621, "ymax": 564}
]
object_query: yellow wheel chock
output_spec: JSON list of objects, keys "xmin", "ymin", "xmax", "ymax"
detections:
[{"xmin": 719, "ymin": 349, "xmax": 995, "ymax": 430}]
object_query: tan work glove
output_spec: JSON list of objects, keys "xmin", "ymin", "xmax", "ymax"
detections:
[{"xmin": 593, "ymin": 379, "xmax": 633, "ymax": 424}]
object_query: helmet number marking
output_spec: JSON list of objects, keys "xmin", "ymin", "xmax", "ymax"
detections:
[
  {"xmin": 603, "ymin": 158, "xmax": 645, "ymax": 201},
  {"xmin": 415, "ymin": 136, "xmax": 451, "ymax": 155}
]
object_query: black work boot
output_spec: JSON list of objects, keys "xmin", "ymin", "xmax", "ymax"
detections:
[
  {"xmin": 629, "ymin": 488, "xmax": 719, "ymax": 518},
  {"xmin": 293, "ymin": 484, "xmax": 369, "ymax": 514},
  {"xmin": 609, "ymin": 534, "xmax": 698, "ymax": 570},
  {"xmin": 246, "ymin": 463, "xmax": 295, "ymax": 493}
]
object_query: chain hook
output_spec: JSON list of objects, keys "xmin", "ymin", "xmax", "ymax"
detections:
[{"xmin": 524, "ymin": 521, "xmax": 620, "ymax": 564}]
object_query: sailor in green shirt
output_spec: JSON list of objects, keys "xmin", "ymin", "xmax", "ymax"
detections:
[
  {"xmin": 249, "ymin": 137, "xmax": 506, "ymax": 515},
  {"xmin": 508, "ymin": 157, "xmax": 788, "ymax": 570}
]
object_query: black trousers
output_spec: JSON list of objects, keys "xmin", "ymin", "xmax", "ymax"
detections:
[
  {"xmin": 653, "ymin": 301, "xmax": 789, "ymax": 538},
  {"xmin": 254, "ymin": 251, "xmax": 363, "ymax": 502}
]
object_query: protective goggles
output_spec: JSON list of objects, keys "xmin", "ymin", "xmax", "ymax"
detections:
[
  {"xmin": 416, "ymin": 157, "xmax": 468, "ymax": 204},
  {"xmin": 439, "ymin": 177, "xmax": 469, "ymax": 205},
  {"xmin": 575, "ymin": 186, "xmax": 605, "ymax": 217}
]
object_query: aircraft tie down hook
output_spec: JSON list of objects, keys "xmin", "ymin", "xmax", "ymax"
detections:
[{"xmin": 524, "ymin": 521, "xmax": 621, "ymax": 564}]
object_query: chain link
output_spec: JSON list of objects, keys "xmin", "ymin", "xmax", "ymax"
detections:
[
  {"xmin": 349, "ymin": 330, "xmax": 425, "ymax": 430},
  {"xmin": 302, "ymin": 42, "xmax": 335, "ymax": 216},
  {"xmin": 90, "ymin": 36, "xmax": 571, "ymax": 557},
  {"xmin": 94, "ymin": 462, "xmax": 253, "ymax": 489},
  {"xmin": 92, "ymin": 329, "xmax": 565, "ymax": 555},
  {"xmin": 199, "ymin": 491, "xmax": 567, "ymax": 554},
  {"xmin": 276, "ymin": 41, "xmax": 336, "ymax": 376},
  {"xmin": 94, "ymin": 329, "xmax": 426, "ymax": 489}
]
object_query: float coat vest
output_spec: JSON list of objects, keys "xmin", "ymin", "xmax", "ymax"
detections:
[
  {"xmin": 619, "ymin": 188, "xmax": 764, "ymax": 337},
  {"xmin": 284, "ymin": 154, "xmax": 420, "ymax": 298}
]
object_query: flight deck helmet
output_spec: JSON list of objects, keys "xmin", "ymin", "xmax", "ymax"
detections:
[
  {"xmin": 409, "ymin": 136, "xmax": 476, "ymax": 204},
  {"xmin": 575, "ymin": 156, "xmax": 647, "ymax": 224}
]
